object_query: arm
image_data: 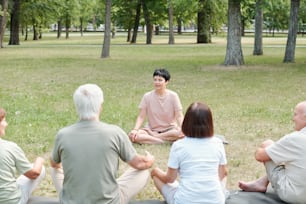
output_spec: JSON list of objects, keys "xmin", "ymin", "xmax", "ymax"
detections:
[
  {"xmin": 255, "ymin": 139, "xmax": 274, "ymax": 163},
  {"xmin": 23, "ymin": 157, "xmax": 45, "ymax": 179},
  {"xmin": 218, "ymin": 165, "xmax": 227, "ymax": 181},
  {"xmin": 133, "ymin": 108, "xmax": 147, "ymax": 130},
  {"xmin": 175, "ymin": 110, "xmax": 184, "ymax": 128},
  {"xmin": 128, "ymin": 151, "xmax": 154, "ymax": 170},
  {"xmin": 129, "ymin": 108, "xmax": 147, "ymax": 140},
  {"xmin": 151, "ymin": 167, "xmax": 178, "ymax": 184},
  {"xmin": 50, "ymin": 157, "xmax": 62, "ymax": 169}
]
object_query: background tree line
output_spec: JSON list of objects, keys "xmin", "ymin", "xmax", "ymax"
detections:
[{"xmin": 0, "ymin": 0, "xmax": 305, "ymax": 65}]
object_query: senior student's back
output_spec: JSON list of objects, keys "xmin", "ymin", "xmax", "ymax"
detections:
[{"xmin": 50, "ymin": 83, "xmax": 154, "ymax": 204}]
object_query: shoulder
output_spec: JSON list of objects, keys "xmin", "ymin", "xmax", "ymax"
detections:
[
  {"xmin": 171, "ymin": 137, "xmax": 187, "ymax": 149},
  {"xmin": 57, "ymin": 122, "xmax": 77, "ymax": 134},
  {"xmin": 100, "ymin": 122, "xmax": 128, "ymax": 138},
  {"xmin": 143, "ymin": 90, "xmax": 155, "ymax": 98},
  {"xmin": 0, "ymin": 139, "xmax": 19, "ymax": 149},
  {"xmin": 166, "ymin": 89, "xmax": 179, "ymax": 96}
]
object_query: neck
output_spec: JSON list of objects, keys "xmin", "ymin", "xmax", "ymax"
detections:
[
  {"xmin": 155, "ymin": 89, "xmax": 166, "ymax": 96},
  {"xmin": 80, "ymin": 115, "xmax": 99, "ymax": 121}
]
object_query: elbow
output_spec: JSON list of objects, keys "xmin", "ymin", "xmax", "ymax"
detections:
[
  {"xmin": 31, "ymin": 170, "xmax": 41, "ymax": 179},
  {"xmin": 166, "ymin": 177, "xmax": 176, "ymax": 183},
  {"xmin": 223, "ymin": 169, "xmax": 228, "ymax": 177},
  {"xmin": 255, "ymin": 154, "xmax": 261, "ymax": 162},
  {"xmin": 25, "ymin": 169, "xmax": 41, "ymax": 179}
]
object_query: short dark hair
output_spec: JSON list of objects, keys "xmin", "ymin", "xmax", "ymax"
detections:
[
  {"xmin": 0, "ymin": 108, "xmax": 6, "ymax": 122},
  {"xmin": 153, "ymin": 68, "xmax": 170, "ymax": 81},
  {"xmin": 182, "ymin": 102, "xmax": 214, "ymax": 138}
]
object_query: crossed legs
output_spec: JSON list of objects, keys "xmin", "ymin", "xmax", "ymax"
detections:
[
  {"xmin": 17, "ymin": 166, "xmax": 46, "ymax": 204},
  {"xmin": 50, "ymin": 166, "xmax": 150, "ymax": 204},
  {"xmin": 130, "ymin": 128, "xmax": 183, "ymax": 144}
]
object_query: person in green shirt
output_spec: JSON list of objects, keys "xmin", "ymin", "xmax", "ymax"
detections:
[{"xmin": 50, "ymin": 84, "xmax": 154, "ymax": 204}]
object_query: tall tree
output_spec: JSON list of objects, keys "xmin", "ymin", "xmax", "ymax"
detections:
[
  {"xmin": 142, "ymin": 0, "xmax": 152, "ymax": 44},
  {"xmin": 224, "ymin": 0, "xmax": 244, "ymax": 66},
  {"xmin": 78, "ymin": 0, "xmax": 96, "ymax": 36},
  {"xmin": 173, "ymin": 0, "xmax": 198, "ymax": 35},
  {"xmin": 197, "ymin": 0, "xmax": 226, "ymax": 43},
  {"xmin": 197, "ymin": 0, "xmax": 211, "ymax": 43},
  {"xmin": 264, "ymin": 0, "xmax": 289, "ymax": 36},
  {"xmin": 0, "ymin": 0, "xmax": 8, "ymax": 48},
  {"xmin": 253, "ymin": 0, "xmax": 263, "ymax": 55},
  {"xmin": 9, "ymin": 0, "xmax": 21, "ymax": 45},
  {"xmin": 283, "ymin": 0, "xmax": 300, "ymax": 63},
  {"xmin": 131, "ymin": 0, "xmax": 141, "ymax": 43},
  {"xmin": 101, "ymin": 0, "xmax": 111, "ymax": 58},
  {"xmin": 168, "ymin": 0, "xmax": 174, "ymax": 44}
]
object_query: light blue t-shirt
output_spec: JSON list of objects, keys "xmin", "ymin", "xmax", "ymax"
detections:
[{"xmin": 168, "ymin": 136, "xmax": 227, "ymax": 204}]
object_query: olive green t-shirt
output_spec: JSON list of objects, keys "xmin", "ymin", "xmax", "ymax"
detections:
[
  {"xmin": 0, "ymin": 139, "xmax": 32, "ymax": 204},
  {"xmin": 52, "ymin": 120, "xmax": 137, "ymax": 204}
]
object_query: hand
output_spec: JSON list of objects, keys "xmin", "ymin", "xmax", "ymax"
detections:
[
  {"xmin": 128, "ymin": 129, "xmax": 138, "ymax": 142},
  {"xmin": 36, "ymin": 157, "xmax": 45, "ymax": 164},
  {"xmin": 260, "ymin": 139, "xmax": 274, "ymax": 148},
  {"xmin": 151, "ymin": 167, "xmax": 163, "ymax": 178},
  {"xmin": 144, "ymin": 151, "xmax": 154, "ymax": 168}
]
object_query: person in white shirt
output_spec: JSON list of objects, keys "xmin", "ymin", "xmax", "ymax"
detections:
[
  {"xmin": 151, "ymin": 102, "xmax": 228, "ymax": 204},
  {"xmin": 239, "ymin": 101, "xmax": 306, "ymax": 204}
]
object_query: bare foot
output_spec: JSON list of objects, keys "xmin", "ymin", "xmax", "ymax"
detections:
[{"xmin": 238, "ymin": 176, "xmax": 269, "ymax": 193}]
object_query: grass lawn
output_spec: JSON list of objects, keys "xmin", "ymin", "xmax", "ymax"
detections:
[{"xmin": 1, "ymin": 32, "xmax": 306, "ymax": 200}]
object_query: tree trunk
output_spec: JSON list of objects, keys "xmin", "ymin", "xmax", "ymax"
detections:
[
  {"xmin": 57, "ymin": 20, "xmax": 61, "ymax": 38},
  {"xmin": 283, "ymin": 0, "xmax": 300, "ymax": 63},
  {"xmin": 155, "ymin": 25, "xmax": 160, "ymax": 35},
  {"xmin": 131, "ymin": 0, "xmax": 141, "ymax": 44},
  {"xmin": 65, "ymin": 14, "xmax": 70, "ymax": 39},
  {"xmin": 253, "ymin": 0, "xmax": 263, "ymax": 55},
  {"xmin": 127, "ymin": 28, "xmax": 131, "ymax": 42},
  {"xmin": 224, "ymin": 0, "xmax": 244, "ymax": 66},
  {"xmin": 101, "ymin": 0, "xmax": 112, "ymax": 58},
  {"xmin": 9, "ymin": 0, "xmax": 21, "ymax": 45},
  {"xmin": 80, "ymin": 17, "xmax": 84, "ymax": 37},
  {"xmin": 33, "ymin": 24, "xmax": 38, "ymax": 40},
  {"xmin": 142, "ymin": 0, "xmax": 152, "ymax": 44},
  {"xmin": 197, "ymin": 0, "xmax": 211, "ymax": 43},
  {"xmin": 241, "ymin": 18, "xmax": 245, "ymax": 36},
  {"xmin": 168, "ymin": 0, "xmax": 174, "ymax": 44},
  {"xmin": 0, "ymin": 0, "xmax": 8, "ymax": 48},
  {"xmin": 177, "ymin": 18, "xmax": 182, "ymax": 35},
  {"xmin": 39, "ymin": 25, "xmax": 42, "ymax": 39},
  {"xmin": 24, "ymin": 25, "xmax": 28, "ymax": 41}
]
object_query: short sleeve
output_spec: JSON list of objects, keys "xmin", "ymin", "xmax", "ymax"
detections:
[
  {"xmin": 167, "ymin": 142, "xmax": 180, "ymax": 169},
  {"xmin": 117, "ymin": 127, "xmax": 137, "ymax": 162},
  {"xmin": 52, "ymin": 132, "xmax": 62, "ymax": 164},
  {"xmin": 219, "ymin": 143, "xmax": 227, "ymax": 165},
  {"xmin": 13, "ymin": 144, "xmax": 32, "ymax": 175},
  {"xmin": 172, "ymin": 92, "xmax": 183, "ymax": 112},
  {"xmin": 138, "ymin": 93, "xmax": 148, "ymax": 110},
  {"xmin": 266, "ymin": 133, "xmax": 298, "ymax": 164}
]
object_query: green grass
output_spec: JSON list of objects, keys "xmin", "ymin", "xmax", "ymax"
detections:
[{"xmin": 1, "ymin": 32, "xmax": 306, "ymax": 199}]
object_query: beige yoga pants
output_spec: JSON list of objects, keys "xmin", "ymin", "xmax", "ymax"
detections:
[{"xmin": 50, "ymin": 167, "xmax": 150, "ymax": 204}]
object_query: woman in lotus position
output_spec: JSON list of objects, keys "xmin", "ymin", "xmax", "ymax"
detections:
[{"xmin": 151, "ymin": 102, "xmax": 228, "ymax": 204}]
